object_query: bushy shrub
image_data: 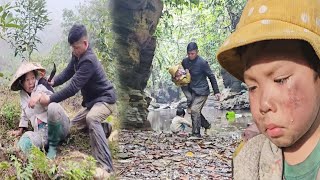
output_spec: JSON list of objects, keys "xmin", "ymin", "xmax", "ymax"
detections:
[
  {"xmin": 0, "ymin": 101, "xmax": 20, "ymax": 129},
  {"xmin": 63, "ymin": 156, "xmax": 96, "ymax": 179},
  {"xmin": 0, "ymin": 145, "xmax": 99, "ymax": 179}
]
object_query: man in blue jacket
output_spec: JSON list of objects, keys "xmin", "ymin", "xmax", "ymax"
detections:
[
  {"xmin": 40, "ymin": 24, "xmax": 116, "ymax": 174},
  {"xmin": 181, "ymin": 42, "xmax": 220, "ymax": 137}
]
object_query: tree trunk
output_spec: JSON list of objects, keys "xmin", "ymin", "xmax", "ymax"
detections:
[{"xmin": 110, "ymin": 0, "xmax": 163, "ymax": 129}]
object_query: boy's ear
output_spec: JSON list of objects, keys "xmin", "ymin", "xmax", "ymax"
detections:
[{"xmin": 84, "ymin": 39, "xmax": 89, "ymax": 47}]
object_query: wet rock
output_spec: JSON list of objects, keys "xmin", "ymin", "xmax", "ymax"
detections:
[
  {"xmin": 117, "ymin": 153, "xmax": 131, "ymax": 159},
  {"xmin": 215, "ymin": 89, "xmax": 250, "ymax": 110}
]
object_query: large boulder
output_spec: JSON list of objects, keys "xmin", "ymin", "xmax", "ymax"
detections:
[
  {"xmin": 110, "ymin": 0, "xmax": 163, "ymax": 128},
  {"xmin": 221, "ymin": 68, "xmax": 245, "ymax": 92},
  {"xmin": 110, "ymin": 0, "xmax": 163, "ymax": 129},
  {"xmin": 216, "ymin": 89, "xmax": 250, "ymax": 110}
]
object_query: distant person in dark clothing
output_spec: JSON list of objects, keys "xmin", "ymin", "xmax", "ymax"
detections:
[
  {"xmin": 40, "ymin": 24, "xmax": 116, "ymax": 176},
  {"xmin": 181, "ymin": 42, "xmax": 220, "ymax": 137}
]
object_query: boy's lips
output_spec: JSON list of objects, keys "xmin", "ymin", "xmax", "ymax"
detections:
[{"xmin": 266, "ymin": 123, "xmax": 283, "ymax": 138}]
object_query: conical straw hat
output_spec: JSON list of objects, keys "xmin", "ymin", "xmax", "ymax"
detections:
[{"xmin": 10, "ymin": 62, "xmax": 45, "ymax": 91}]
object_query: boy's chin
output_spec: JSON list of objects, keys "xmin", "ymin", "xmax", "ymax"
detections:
[{"xmin": 267, "ymin": 136, "xmax": 295, "ymax": 148}]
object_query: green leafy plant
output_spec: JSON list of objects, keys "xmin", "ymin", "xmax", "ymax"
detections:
[
  {"xmin": 5, "ymin": 0, "xmax": 50, "ymax": 59},
  {"xmin": 10, "ymin": 155, "xmax": 34, "ymax": 180},
  {"xmin": 0, "ymin": 161, "xmax": 10, "ymax": 175},
  {"xmin": 0, "ymin": 102, "xmax": 20, "ymax": 129},
  {"xmin": 63, "ymin": 156, "xmax": 97, "ymax": 180},
  {"xmin": 29, "ymin": 146, "xmax": 57, "ymax": 178},
  {"xmin": 0, "ymin": 145, "xmax": 101, "ymax": 179},
  {"xmin": 0, "ymin": 3, "xmax": 20, "ymax": 39}
]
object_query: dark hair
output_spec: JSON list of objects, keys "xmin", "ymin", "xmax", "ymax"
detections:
[
  {"xmin": 238, "ymin": 40, "xmax": 320, "ymax": 77},
  {"xmin": 19, "ymin": 70, "xmax": 38, "ymax": 91},
  {"xmin": 68, "ymin": 24, "xmax": 87, "ymax": 45},
  {"xmin": 176, "ymin": 108, "xmax": 186, "ymax": 117},
  {"xmin": 19, "ymin": 70, "xmax": 38, "ymax": 83},
  {"xmin": 187, "ymin": 42, "xmax": 198, "ymax": 52},
  {"xmin": 299, "ymin": 41, "xmax": 320, "ymax": 78}
]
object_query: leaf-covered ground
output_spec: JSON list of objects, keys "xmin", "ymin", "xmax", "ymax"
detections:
[{"xmin": 114, "ymin": 130, "xmax": 238, "ymax": 180}]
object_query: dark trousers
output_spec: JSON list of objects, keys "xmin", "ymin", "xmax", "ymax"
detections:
[{"xmin": 181, "ymin": 86, "xmax": 210, "ymax": 135}]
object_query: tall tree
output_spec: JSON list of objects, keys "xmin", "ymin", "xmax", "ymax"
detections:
[{"xmin": 5, "ymin": 0, "xmax": 50, "ymax": 60}]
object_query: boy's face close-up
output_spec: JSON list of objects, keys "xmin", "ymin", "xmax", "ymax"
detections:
[{"xmin": 243, "ymin": 40, "xmax": 320, "ymax": 148}]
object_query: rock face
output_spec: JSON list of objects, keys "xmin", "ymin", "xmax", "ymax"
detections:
[
  {"xmin": 217, "ymin": 89, "xmax": 250, "ymax": 110},
  {"xmin": 110, "ymin": 0, "xmax": 163, "ymax": 129},
  {"xmin": 221, "ymin": 68, "xmax": 245, "ymax": 93},
  {"xmin": 220, "ymin": 68, "xmax": 249, "ymax": 110}
]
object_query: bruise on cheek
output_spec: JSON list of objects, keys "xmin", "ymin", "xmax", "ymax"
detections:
[
  {"xmin": 286, "ymin": 78, "xmax": 303, "ymax": 117},
  {"xmin": 287, "ymin": 81, "xmax": 302, "ymax": 109}
]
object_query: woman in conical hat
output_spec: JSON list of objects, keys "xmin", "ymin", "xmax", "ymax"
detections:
[{"xmin": 9, "ymin": 61, "xmax": 70, "ymax": 159}]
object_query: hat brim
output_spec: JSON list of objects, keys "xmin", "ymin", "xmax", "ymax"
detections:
[
  {"xmin": 169, "ymin": 65, "xmax": 180, "ymax": 77},
  {"xmin": 10, "ymin": 67, "xmax": 45, "ymax": 91},
  {"xmin": 217, "ymin": 19, "xmax": 320, "ymax": 82}
]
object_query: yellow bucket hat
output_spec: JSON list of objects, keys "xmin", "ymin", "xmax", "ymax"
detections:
[
  {"xmin": 168, "ymin": 65, "xmax": 180, "ymax": 77},
  {"xmin": 10, "ymin": 61, "xmax": 46, "ymax": 91},
  {"xmin": 216, "ymin": 0, "xmax": 320, "ymax": 82}
]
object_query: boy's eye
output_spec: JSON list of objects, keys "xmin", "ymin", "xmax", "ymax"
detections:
[
  {"xmin": 248, "ymin": 86, "xmax": 257, "ymax": 92},
  {"xmin": 274, "ymin": 76, "xmax": 290, "ymax": 85}
]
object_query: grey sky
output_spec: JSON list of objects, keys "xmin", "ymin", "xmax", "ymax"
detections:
[
  {"xmin": 46, "ymin": 0, "xmax": 85, "ymax": 19},
  {"xmin": 42, "ymin": 0, "xmax": 86, "ymax": 51},
  {"xmin": 0, "ymin": 0, "xmax": 85, "ymax": 54},
  {"xmin": 38, "ymin": 0, "xmax": 85, "ymax": 53}
]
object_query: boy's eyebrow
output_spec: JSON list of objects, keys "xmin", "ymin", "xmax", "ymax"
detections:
[
  {"xmin": 265, "ymin": 63, "xmax": 282, "ymax": 77},
  {"xmin": 243, "ymin": 71, "xmax": 256, "ymax": 82},
  {"xmin": 244, "ymin": 61, "xmax": 283, "ymax": 81}
]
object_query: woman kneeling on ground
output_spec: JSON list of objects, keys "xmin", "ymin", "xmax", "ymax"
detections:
[{"xmin": 8, "ymin": 62, "xmax": 70, "ymax": 159}]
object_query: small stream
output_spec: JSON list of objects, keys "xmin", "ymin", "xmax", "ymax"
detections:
[{"xmin": 147, "ymin": 99, "xmax": 253, "ymax": 140}]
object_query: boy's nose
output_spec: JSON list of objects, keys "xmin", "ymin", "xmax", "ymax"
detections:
[{"xmin": 259, "ymin": 88, "xmax": 276, "ymax": 115}]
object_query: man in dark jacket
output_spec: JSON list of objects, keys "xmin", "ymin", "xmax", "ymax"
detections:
[
  {"xmin": 40, "ymin": 24, "xmax": 116, "ymax": 175},
  {"xmin": 181, "ymin": 42, "xmax": 220, "ymax": 137}
]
